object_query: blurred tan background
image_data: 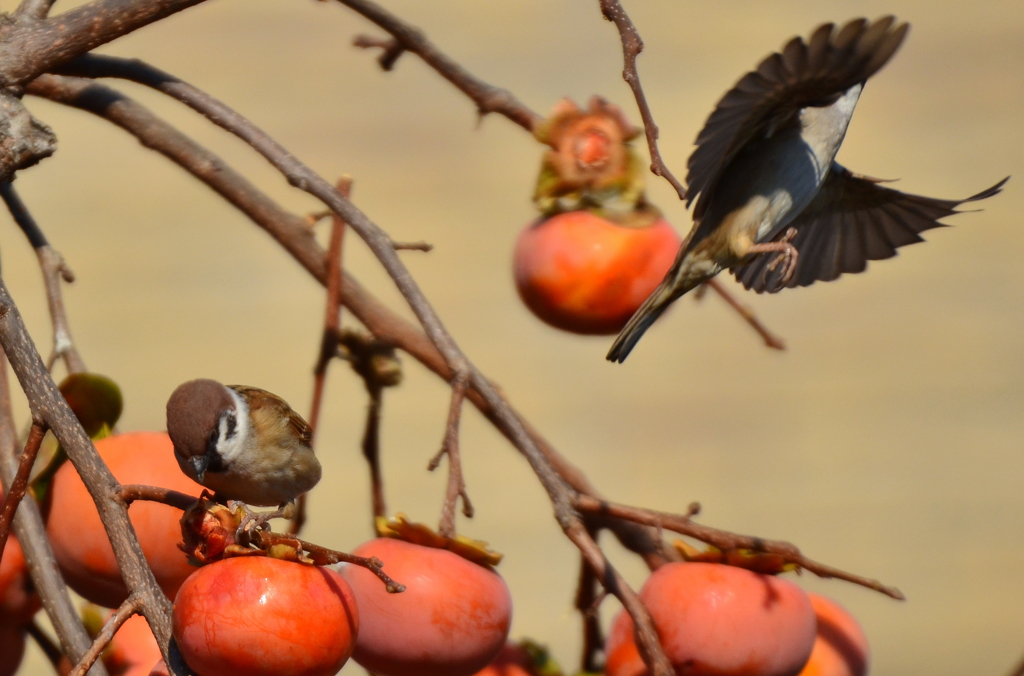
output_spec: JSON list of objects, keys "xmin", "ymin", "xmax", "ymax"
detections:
[{"xmin": 4, "ymin": 0, "xmax": 1024, "ymax": 674}]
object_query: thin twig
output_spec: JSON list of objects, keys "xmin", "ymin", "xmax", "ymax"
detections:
[
  {"xmin": 392, "ymin": 240, "xmax": 433, "ymax": 252},
  {"xmin": 0, "ymin": 419, "xmax": 46, "ymax": 564},
  {"xmin": 574, "ymin": 495, "xmax": 905, "ymax": 600},
  {"xmin": 704, "ymin": 279, "xmax": 785, "ymax": 350},
  {"xmin": 574, "ymin": 550, "xmax": 604, "ymax": 673},
  {"xmin": 0, "ymin": 351, "xmax": 108, "ymax": 676},
  {"xmin": 0, "ymin": 182, "xmax": 87, "ymax": 373},
  {"xmin": 337, "ymin": 0, "xmax": 542, "ymax": 131},
  {"xmin": 69, "ymin": 597, "xmax": 141, "ymax": 676},
  {"xmin": 308, "ymin": 176, "xmax": 352, "ymax": 436},
  {"xmin": 597, "ymin": 0, "xmax": 686, "ymax": 200},
  {"xmin": 117, "ymin": 484, "xmax": 198, "ymax": 511},
  {"xmin": 429, "ymin": 372, "xmax": 473, "ymax": 538},
  {"xmin": 257, "ymin": 530, "xmax": 406, "ymax": 593},
  {"xmin": 297, "ymin": 177, "xmax": 353, "ymax": 536}
]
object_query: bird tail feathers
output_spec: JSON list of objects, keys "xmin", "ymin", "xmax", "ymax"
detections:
[{"xmin": 607, "ymin": 278, "xmax": 684, "ymax": 363}]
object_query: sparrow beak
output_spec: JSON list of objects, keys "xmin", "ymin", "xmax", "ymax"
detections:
[{"xmin": 190, "ymin": 455, "xmax": 208, "ymax": 484}]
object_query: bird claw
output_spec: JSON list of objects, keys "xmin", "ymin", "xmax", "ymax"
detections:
[
  {"xmin": 229, "ymin": 501, "xmax": 291, "ymax": 543},
  {"xmin": 759, "ymin": 228, "xmax": 798, "ymax": 291}
]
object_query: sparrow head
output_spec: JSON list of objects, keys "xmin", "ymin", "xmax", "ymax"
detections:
[{"xmin": 166, "ymin": 379, "xmax": 247, "ymax": 484}]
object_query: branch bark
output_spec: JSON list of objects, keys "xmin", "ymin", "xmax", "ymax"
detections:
[
  {"xmin": 0, "ymin": 0, "xmax": 211, "ymax": 87},
  {"xmin": 0, "ymin": 352, "xmax": 109, "ymax": 676},
  {"xmin": 337, "ymin": 0, "xmax": 541, "ymax": 131},
  {"xmin": 0, "ymin": 280, "xmax": 177, "ymax": 669},
  {"xmin": 597, "ymin": 0, "xmax": 687, "ymax": 200}
]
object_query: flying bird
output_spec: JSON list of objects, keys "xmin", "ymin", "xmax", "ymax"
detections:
[
  {"xmin": 607, "ymin": 16, "xmax": 1007, "ymax": 362},
  {"xmin": 166, "ymin": 379, "xmax": 321, "ymax": 508}
]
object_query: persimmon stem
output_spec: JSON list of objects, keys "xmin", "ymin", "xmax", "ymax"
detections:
[
  {"xmin": 257, "ymin": 530, "xmax": 406, "ymax": 594},
  {"xmin": 117, "ymin": 484, "xmax": 198, "ymax": 511}
]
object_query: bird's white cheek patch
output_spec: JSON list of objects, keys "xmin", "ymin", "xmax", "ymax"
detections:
[{"xmin": 216, "ymin": 389, "xmax": 252, "ymax": 465}]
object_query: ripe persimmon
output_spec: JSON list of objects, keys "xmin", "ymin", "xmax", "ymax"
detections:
[
  {"xmin": 172, "ymin": 556, "xmax": 358, "ymax": 676},
  {"xmin": 513, "ymin": 211, "xmax": 681, "ymax": 335},
  {"xmin": 0, "ymin": 535, "xmax": 40, "ymax": 626},
  {"xmin": 798, "ymin": 594, "xmax": 869, "ymax": 676},
  {"xmin": 605, "ymin": 563, "xmax": 816, "ymax": 676},
  {"xmin": 46, "ymin": 432, "xmax": 202, "ymax": 607},
  {"xmin": 342, "ymin": 537, "xmax": 512, "ymax": 676}
]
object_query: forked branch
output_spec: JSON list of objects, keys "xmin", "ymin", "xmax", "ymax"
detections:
[{"xmin": 598, "ymin": 0, "xmax": 687, "ymax": 200}]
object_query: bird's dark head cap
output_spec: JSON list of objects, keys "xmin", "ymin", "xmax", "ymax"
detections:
[{"xmin": 166, "ymin": 378, "xmax": 235, "ymax": 460}]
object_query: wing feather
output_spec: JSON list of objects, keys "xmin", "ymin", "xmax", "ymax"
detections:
[
  {"xmin": 686, "ymin": 17, "xmax": 909, "ymax": 219},
  {"xmin": 732, "ymin": 167, "xmax": 1008, "ymax": 292}
]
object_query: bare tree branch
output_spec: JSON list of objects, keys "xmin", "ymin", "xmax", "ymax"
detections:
[
  {"xmin": 574, "ymin": 494, "xmax": 905, "ymax": 600},
  {"xmin": 68, "ymin": 597, "xmax": 141, "ymax": 676},
  {"xmin": 0, "ymin": 351, "xmax": 109, "ymax": 676},
  {"xmin": 118, "ymin": 484, "xmax": 198, "ymax": 511},
  {"xmin": 0, "ymin": 0, "xmax": 212, "ymax": 87},
  {"xmin": 705, "ymin": 279, "xmax": 785, "ymax": 351},
  {"xmin": 0, "ymin": 281, "xmax": 177, "ymax": 669},
  {"xmin": 0, "ymin": 181, "xmax": 88, "ymax": 372},
  {"xmin": 429, "ymin": 372, "xmax": 473, "ymax": 538},
  {"xmin": 597, "ymin": 0, "xmax": 687, "ymax": 200},
  {"xmin": 336, "ymin": 0, "xmax": 542, "ymax": 131}
]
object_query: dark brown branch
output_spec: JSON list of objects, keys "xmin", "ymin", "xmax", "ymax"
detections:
[
  {"xmin": 429, "ymin": 373, "xmax": 473, "ymax": 538},
  {"xmin": 257, "ymin": 530, "xmax": 406, "ymax": 594},
  {"xmin": 0, "ymin": 181, "xmax": 87, "ymax": 372},
  {"xmin": 26, "ymin": 621, "xmax": 65, "ymax": 671},
  {"xmin": 352, "ymin": 34, "xmax": 405, "ymax": 71},
  {"xmin": 69, "ymin": 597, "xmax": 141, "ymax": 676},
  {"xmin": 0, "ymin": 281, "xmax": 177, "ymax": 668},
  {"xmin": 574, "ymin": 550, "xmax": 604, "ymax": 673},
  {"xmin": 336, "ymin": 0, "xmax": 541, "ymax": 131},
  {"xmin": 0, "ymin": 419, "xmax": 46, "ymax": 563},
  {"xmin": 598, "ymin": 0, "xmax": 687, "ymax": 200},
  {"xmin": 0, "ymin": 0, "xmax": 212, "ymax": 87},
  {"xmin": 574, "ymin": 495, "xmax": 905, "ymax": 600},
  {"xmin": 1007, "ymin": 650, "xmax": 1024, "ymax": 676},
  {"xmin": 118, "ymin": 484, "xmax": 198, "ymax": 511},
  {"xmin": 0, "ymin": 352, "xmax": 108, "ymax": 676},
  {"xmin": 704, "ymin": 279, "xmax": 785, "ymax": 351}
]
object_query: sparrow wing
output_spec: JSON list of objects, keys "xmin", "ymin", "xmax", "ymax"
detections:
[
  {"xmin": 732, "ymin": 166, "xmax": 1009, "ymax": 292},
  {"xmin": 686, "ymin": 16, "xmax": 908, "ymax": 220},
  {"xmin": 228, "ymin": 385, "xmax": 314, "ymax": 447}
]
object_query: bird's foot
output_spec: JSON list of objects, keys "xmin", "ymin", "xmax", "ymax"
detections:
[
  {"xmin": 750, "ymin": 228, "xmax": 799, "ymax": 290},
  {"xmin": 230, "ymin": 501, "xmax": 291, "ymax": 543}
]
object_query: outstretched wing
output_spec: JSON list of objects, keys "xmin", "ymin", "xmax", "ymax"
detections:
[
  {"xmin": 228, "ymin": 385, "xmax": 313, "ymax": 447},
  {"xmin": 733, "ymin": 167, "xmax": 1009, "ymax": 292},
  {"xmin": 686, "ymin": 16, "xmax": 909, "ymax": 220}
]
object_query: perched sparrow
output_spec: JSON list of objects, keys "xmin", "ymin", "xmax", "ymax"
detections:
[
  {"xmin": 166, "ymin": 379, "xmax": 321, "ymax": 507},
  {"xmin": 607, "ymin": 17, "xmax": 1007, "ymax": 362}
]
